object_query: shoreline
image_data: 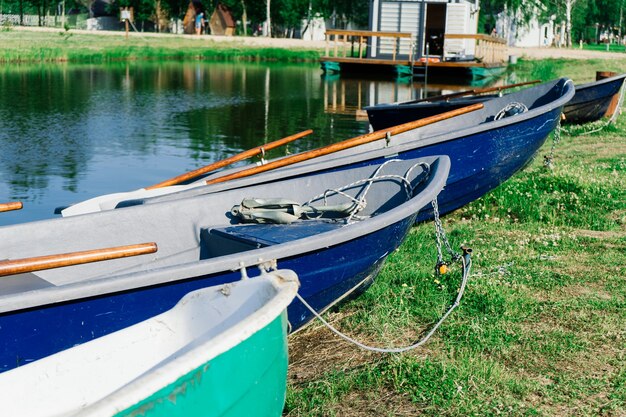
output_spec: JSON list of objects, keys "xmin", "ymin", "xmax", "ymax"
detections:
[
  {"xmin": 9, "ymin": 25, "xmax": 327, "ymax": 49},
  {"xmin": 2, "ymin": 26, "xmax": 626, "ymax": 65}
]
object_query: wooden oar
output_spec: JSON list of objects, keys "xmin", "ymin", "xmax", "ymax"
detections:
[
  {"xmin": 146, "ymin": 129, "xmax": 313, "ymax": 190},
  {"xmin": 0, "ymin": 242, "xmax": 158, "ymax": 277},
  {"xmin": 0, "ymin": 202, "xmax": 23, "ymax": 213},
  {"xmin": 206, "ymin": 102, "xmax": 484, "ymax": 186},
  {"xmin": 403, "ymin": 80, "xmax": 542, "ymax": 106}
]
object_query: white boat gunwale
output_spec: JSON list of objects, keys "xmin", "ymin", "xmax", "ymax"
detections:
[{"xmin": 0, "ymin": 270, "xmax": 299, "ymax": 417}]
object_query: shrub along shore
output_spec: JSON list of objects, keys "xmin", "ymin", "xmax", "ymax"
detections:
[{"xmin": 0, "ymin": 27, "xmax": 324, "ymax": 64}]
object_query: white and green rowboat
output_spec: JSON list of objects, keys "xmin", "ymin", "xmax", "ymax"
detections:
[{"xmin": 0, "ymin": 269, "xmax": 299, "ymax": 417}]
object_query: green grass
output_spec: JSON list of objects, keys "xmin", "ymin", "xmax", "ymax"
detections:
[
  {"xmin": 510, "ymin": 57, "xmax": 626, "ymax": 84},
  {"xmin": 286, "ymin": 62, "xmax": 626, "ymax": 416},
  {"xmin": 583, "ymin": 43, "xmax": 626, "ymax": 53},
  {"xmin": 0, "ymin": 29, "xmax": 322, "ymax": 64}
]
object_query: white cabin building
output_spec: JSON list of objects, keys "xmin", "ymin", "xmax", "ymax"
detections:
[
  {"xmin": 368, "ymin": 0, "xmax": 480, "ymax": 60},
  {"xmin": 496, "ymin": 1, "xmax": 555, "ymax": 47}
]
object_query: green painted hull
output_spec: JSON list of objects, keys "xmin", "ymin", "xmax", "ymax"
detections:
[
  {"xmin": 115, "ymin": 313, "xmax": 289, "ymax": 417},
  {"xmin": 321, "ymin": 61, "xmax": 341, "ymax": 73},
  {"xmin": 470, "ymin": 66, "xmax": 506, "ymax": 81},
  {"xmin": 394, "ymin": 65, "xmax": 413, "ymax": 77}
]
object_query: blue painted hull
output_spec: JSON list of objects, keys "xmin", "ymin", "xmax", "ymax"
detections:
[
  {"xmin": 0, "ymin": 215, "xmax": 413, "ymax": 372},
  {"xmin": 408, "ymin": 106, "xmax": 561, "ymax": 221},
  {"xmin": 327, "ymin": 108, "xmax": 561, "ymax": 222},
  {"xmin": 0, "ymin": 155, "xmax": 452, "ymax": 373},
  {"xmin": 138, "ymin": 81, "xmax": 570, "ymax": 225},
  {"xmin": 67, "ymin": 80, "xmax": 574, "ymax": 231},
  {"xmin": 353, "ymin": 79, "xmax": 574, "ymax": 221}
]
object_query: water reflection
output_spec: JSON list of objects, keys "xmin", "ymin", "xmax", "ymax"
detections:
[
  {"xmin": 321, "ymin": 73, "xmax": 523, "ymax": 120},
  {"xmin": 0, "ymin": 61, "xmax": 520, "ymax": 225}
]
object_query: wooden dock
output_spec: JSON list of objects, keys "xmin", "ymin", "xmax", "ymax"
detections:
[{"xmin": 320, "ymin": 30, "xmax": 508, "ymax": 81}]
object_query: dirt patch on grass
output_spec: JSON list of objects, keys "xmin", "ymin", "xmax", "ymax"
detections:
[
  {"xmin": 326, "ymin": 388, "xmax": 424, "ymax": 417},
  {"xmin": 559, "ymin": 283, "xmax": 614, "ymax": 300},
  {"xmin": 561, "ymin": 140, "xmax": 626, "ymax": 159},
  {"xmin": 289, "ymin": 319, "xmax": 379, "ymax": 382},
  {"xmin": 528, "ymin": 283, "xmax": 603, "ymax": 303},
  {"xmin": 574, "ymin": 229, "xmax": 626, "ymax": 239},
  {"xmin": 508, "ymin": 342, "xmax": 623, "ymax": 416},
  {"xmin": 288, "ymin": 308, "xmax": 439, "ymax": 385},
  {"xmin": 532, "ymin": 351, "xmax": 623, "ymax": 417}
]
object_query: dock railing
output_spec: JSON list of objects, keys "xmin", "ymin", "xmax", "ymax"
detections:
[
  {"xmin": 324, "ymin": 30, "xmax": 413, "ymax": 62},
  {"xmin": 443, "ymin": 34, "xmax": 507, "ymax": 64}
]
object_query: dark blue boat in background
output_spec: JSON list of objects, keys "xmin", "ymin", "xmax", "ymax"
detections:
[
  {"xmin": 0, "ymin": 155, "xmax": 449, "ymax": 372},
  {"xmin": 365, "ymin": 95, "xmax": 496, "ymax": 129},
  {"xmin": 562, "ymin": 72, "xmax": 626, "ymax": 125},
  {"xmin": 364, "ymin": 72, "xmax": 624, "ymax": 129}
]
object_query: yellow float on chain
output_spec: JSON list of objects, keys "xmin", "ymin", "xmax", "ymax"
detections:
[{"xmin": 436, "ymin": 261, "xmax": 449, "ymax": 275}]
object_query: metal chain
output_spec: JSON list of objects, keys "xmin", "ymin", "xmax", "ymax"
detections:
[
  {"xmin": 544, "ymin": 117, "xmax": 562, "ymax": 169},
  {"xmin": 431, "ymin": 198, "xmax": 461, "ymax": 264}
]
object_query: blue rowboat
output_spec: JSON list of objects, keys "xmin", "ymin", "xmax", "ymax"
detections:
[
  {"xmin": 61, "ymin": 79, "xmax": 573, "ymax": 224},
  {"xmin": 116, "ymin": 78, "xmax": 573, "ymax": 223},
  {"xmin": 0, "ymin": 155, "xmax": 449, "ymax": 373},
  {"xmin": 365, "ymin": 73, "xmax": 625, "ymax": 128},
  {"xmin": 562, "ymin": 72, "xmax": 626, "ymax": 125},
  {"xmin": 0, "ymin": 270, "xmax": 299, "ymax": 417}
]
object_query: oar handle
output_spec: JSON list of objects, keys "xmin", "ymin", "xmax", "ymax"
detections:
[
  {"xmin": 0, "ymin": 202, "xmax": 23, "ymax": 213},
  {"xmin": 206, "ymin": 103, "xmax": 484, "ymax": 185},
  {"xmin": 477, "ymin": 80, "xmax": 541, "ymax": 95},
  {"xmin": 146, "ymin": 129, "xmax": 313, "ymax": 190},
  {"xmin": 0, "ymin": 242, "xmax": 158, "ymax": 277},
  {"xmin": 404, "ymin": 80, "xmax": 541, "ymax": 105}
]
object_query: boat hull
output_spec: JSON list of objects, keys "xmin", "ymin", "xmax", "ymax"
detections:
[
  {"xmin": 406, "ymin": 106, "xmax": 561, "ymax": 221},
  {"xmin": 114, "ymin": 313, "xmax": 289, "ymax": 417},
  {"xmin": 0, "ymin": 273, "xmax": 297, "ymax": 417},
  {"xmin": 135, "ymin": 80, "xmax": 571, "ymax": 224},
  {"xmin": 355, "ymin": 80, "xmax": 572, "ymax": 220},
  {"xmin": 342, "ymin": 113, "xmax": 563, "ymax": 220},
  {"xmin": 59, "ymin": 80, "xmax": 574, "ymax": 224},
  {"xmin": 563, "ymin": 73, "xmax": 626, "ymax": 125},
  {"xmin": 0, "ymin": 156, "xmax": 450, "ymax": 373},
  {"xmin": 0, "ymin": 216, "xmax": 413, "ymax": 372}
]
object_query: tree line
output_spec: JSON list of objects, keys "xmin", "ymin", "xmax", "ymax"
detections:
[
  {"xmin": 481, "ymin": 0, "xmax": 626, "ymax": 46},
  {"xmin": 0, "ymin": 0, "xmax": 369, "ymax": 36},
  {"xmin": 1, "ymin": 0, "xmax": 624, "ymax": 45}
]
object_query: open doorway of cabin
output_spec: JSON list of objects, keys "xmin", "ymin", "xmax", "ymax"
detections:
[{"xmin": 424, "ymin": 3, "xmax": 447, "ymax": 56}]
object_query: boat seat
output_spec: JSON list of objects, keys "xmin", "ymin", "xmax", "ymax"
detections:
[
  {"xmin": 200, "ymin": 220, "xmax": 344, "ymax": 259},
  {"xmin": 0, "ymin": 271, "xmax": 55, "ymax": 297}
]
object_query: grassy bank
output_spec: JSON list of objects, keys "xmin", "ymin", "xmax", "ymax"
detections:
[
  {"xmin": 511, "ymin": 57, "xmax": 626, "ymax": 83},
  {"xmin": 286, "ymin": 117, "xmax": 626, "ymax": 417},
  {"xmin": 286, "ymin": 83, "xmax": 626, "ymax": 414},
  {"xmin": 0, "ymin": 29, "xmax": 322, "ymax": 64}
]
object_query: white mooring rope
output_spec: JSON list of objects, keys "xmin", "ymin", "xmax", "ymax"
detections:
[
  {"xmin": 295, "ymin": 252, "xmax": 472, "ymax": 353},
  {"xmin": 304, "ymin": 159, "xmax": 430, "ymax": 224}
]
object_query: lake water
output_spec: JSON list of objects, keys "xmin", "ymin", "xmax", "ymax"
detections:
[{"xmin": 0, "ymin": 61, "xmax": 507, "ymax": 226}]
